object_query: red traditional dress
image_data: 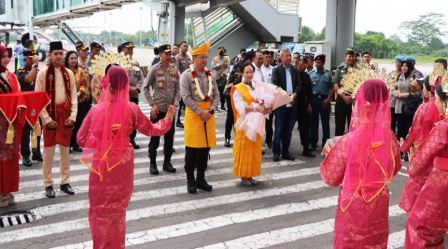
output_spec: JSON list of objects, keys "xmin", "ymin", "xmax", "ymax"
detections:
[
  {"xmin": 77, "ymin": 66, "xmax": 172, "ymax": 249},
  {"xmin": 405, "ymin": 117, "xmax": 448, "ymax": 248},
  {"xmin": 320, "ymin": 80, "xmax": 402, "ymax": 249},
  {"xmin": 399, "ymin": 98, "xmax": 445, "ymax": 213}
]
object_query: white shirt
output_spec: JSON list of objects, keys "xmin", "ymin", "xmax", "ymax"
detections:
[
  {"xmin": 261, "ymin": 64, "xmax": 273, "ymax": 84},
  {"xmin": 252, "ymin": 63, "xmax": 265, "ymax": 83},
  {"xmin": 35, "ymin": 66, "xmax": 78, "ymax": 125}
]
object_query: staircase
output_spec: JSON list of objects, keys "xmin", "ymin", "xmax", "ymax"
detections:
[{"xmin": 60, "ymin": 22, "xmax": 83, "ymax": 44}]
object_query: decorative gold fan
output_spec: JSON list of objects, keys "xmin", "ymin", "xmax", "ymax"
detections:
[
  {"xmin": 429, "ymin": 63, "xmax": 447, "ymax": 86},
  {"xmin": 88, "ymin": 52, "xmax": 139, "ymax": 78},
  {"xmin": 441, "ymin": 71, "xmax": 448, "ymax": 93},
  {"xmin": 338, "ymin": 63, "xmax": 393, "ymax": 97}
]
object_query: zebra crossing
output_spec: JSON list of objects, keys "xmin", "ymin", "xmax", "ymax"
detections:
[{"xmin": 0, "ymin": 102, "xmax": 412, "ymax": 249}]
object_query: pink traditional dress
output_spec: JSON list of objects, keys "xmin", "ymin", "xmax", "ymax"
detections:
[
  {"xmin": 399, "ymin": 98, "xmax": 445, "ymax": 213},
  {"xmin": 77, "ymin": 66, "xmax": 172, "ymax": 249},
  {"xmin": 320, "ymin": 79, "xmax": 402, "ymax": 249},
  {"xmin": 405, "ymin": 117, "xmax": 448, "ymax": 249}
]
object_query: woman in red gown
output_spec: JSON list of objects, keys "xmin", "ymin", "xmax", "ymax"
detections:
[
  {"xmin": 320, "ymin": 79, "xmax": 402, "ymax": 249},
  {"xmin": 77, "ymin": 66, "xmax": 175, "ymax": 249},
  {"xmin": 0, "ymin": 45, "xmax": 22, "ymax": 208},
  {"xmin": 405, "ymin": 82, "xmax": 448, "ymax": 248}
]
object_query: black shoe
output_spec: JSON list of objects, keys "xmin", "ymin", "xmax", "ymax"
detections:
[
  {"xmin": 262, "ymin": 150, "xmax": 266, "ymax": 155},
  {"xmin": 45, "ymin": 186, "xmax": 56, "ymax": 198},
  {"xmin": 32, "ymin": 153, "xmax": 43, "ymax": 162},
  {"xmin": 150, "ymin": 161, "xmax": 159, "ymax": 175},
  {"xmin": 60, "ymin": 183, "xmax": 75, "ymax": 195},
  {"xmin": 266, "ymin": 142, "xmax": 272, "ymax": 149},
  {"xmin": 22, "ymin": 158, "xmax": 32, "ymax": 167},
  {"xmin": 163, "ymin": 162, "xmax": 176, "ymax": 173},
  {"xmin": 72, "ymin": 147, "xmax": 83, "ymax": 153},
  {"xmin": 220, "ymin": 105, "xmax": 226, "ymax": 111},
  {"xmin": 224, "ymin": 138, "xmax": 231, "ymax": 147},
  {"xmin": 302, "ymin": 150, "xmax": 316, "ymax": 158},
  {"xmin": 176, "ymin": 121, "xmax": 184, "ymax": 128},
  {"xmin": 282, "ymin": 154, "xmax": 295, "ymax": 161},
  {"xmin": 187, "ymin": 180, "xmax": 197, "ymax": 194},
  {"xmin": 131, "ymin": 142, "xmax": 140, "ymax": 150},
  {"xmin": 273, "ymin": 154, "xmax": 281, "ymax": 162},
  {"xmin": 172, "ymin": 148, "xmax": 176, "ymax": 153},
  {"xmin": 196, "ymin": 178, "xmax": 213, "ymax": 192}
]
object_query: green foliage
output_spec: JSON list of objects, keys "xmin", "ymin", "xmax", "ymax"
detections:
[
  {"xmin": 77, "ymin": 30, "xmax": 158, "ymax": 47},
  {"xmin": 399, "ymin": 13, "xmax": 446, "ymax": 46}
]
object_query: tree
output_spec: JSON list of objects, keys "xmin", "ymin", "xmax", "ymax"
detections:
[
  {"xmin": 399, "ymin": 13, "xmax": 447, "ymax": 46},
  {"xmin": 298, "ymin": 26, "xmax": 317, "ymax": 43}
]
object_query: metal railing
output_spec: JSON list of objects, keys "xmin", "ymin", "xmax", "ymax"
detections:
[
  {"xmin": 192, "ymin": 7, "xmax": 240, "ymax": 47},
  {"xmin": 268, "ymin": 0, "xmax": 299, "ymax": 15}
]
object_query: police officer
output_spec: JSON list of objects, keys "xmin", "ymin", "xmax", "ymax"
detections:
[
  {"xmin": 174, "ymin": 41, "xmax": 192, "ymax": 128},
  {"xmin": 121, "ymin": 41, "xmax": 145, "ymax": 149},
  {"xmin": 333, "ymin": 48, "xmax": 357, "ymax": 136},
  {"xmin": 143, "ymin": 44, "xmax": 180, "ymax": 175},
  {"xmin": 295, "ymin": 54, "xmax": 315, "ymax": 157},
  {"xmin": 305, "ymin": 53, "xmax": 315, "ymax": 73},
  {"xmin": 211, "ymin": 47, "xmax": 230, "ymax": 111},
  {"xmin": 309, "ymin": 54, "xmax": 333, "ymax": 151},
  {"xmin": 16, "ymin": 50, "xmax": 43, "ymax": 166}
]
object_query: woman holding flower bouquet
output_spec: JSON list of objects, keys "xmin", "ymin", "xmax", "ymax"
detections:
[
  {"xmin": 66, "ymin": 51, "xmax": 91, "ymax": 153},
  {"xmin": 231, "ymin": 63, "xmax": 289, "ymax": 186}
]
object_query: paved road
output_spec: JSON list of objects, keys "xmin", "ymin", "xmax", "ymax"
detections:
[{"xmin": 0, "ymin": 100, "xmax": 417, "ymax": 249}]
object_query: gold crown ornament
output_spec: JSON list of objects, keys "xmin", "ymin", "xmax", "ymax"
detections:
[
  {"xmin": 88, "ymin": 52, "xmax": 139, "ymax": 78},
  {"xmin": 338, "ymin": 63, "xmax": 392, "ymax": 97}
]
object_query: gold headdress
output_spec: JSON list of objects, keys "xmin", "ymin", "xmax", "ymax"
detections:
[
  {"xmin": 429, "ymin": 63, "xmax": 447, "ymax": 86},
  {"xmin": 191, "ymin": 42, "xmax": 211, "ymax": 56},
  {"xmin": 339, "ymin": 63, "xmax": 394, "ymax": 96},
  {"xmin": 89, "ymin": 52, "xmax": 138, "ymax": 78},
  {"xmin": 441, "ymin": 71, "xmax": 448, "ymax": 93}
]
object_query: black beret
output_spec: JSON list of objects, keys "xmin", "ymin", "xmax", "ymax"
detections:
[{"xmin": 315, "ymin": 54, "xmax": 326, "ymax": 61}]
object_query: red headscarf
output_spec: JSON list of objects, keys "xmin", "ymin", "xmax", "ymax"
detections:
[
  {"xmin": 340, "ymin": 79, "xmax": 399, "ymax": 211},
  {"xmin": 0, "ymin": 45, "xmax": 12, "ymax": 74}
]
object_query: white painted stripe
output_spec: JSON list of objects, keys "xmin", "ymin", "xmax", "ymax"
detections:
[
  {"xmin": 30, "ymin": 165, "xmax": 315, "ymax": 219},
  {"xmin": 196, "ymin": 205, "xmax": 406, "ymax": 249},
  {"xmin": 20, "ymin": 146, "xmax": 231, "ymax": 178},
  {"xmin": 16, "ymin": 155, "xmax": 240, "ymax": 203},
  {"xmin": 51, "ymin": 196, "xmax": 340, "ymax": 249},
  {"xmin": 0, "ymin": 180, "xmax": 326, "ymax": 244},
  {"xmin": 18, "ymin": 215, "xmax": 26, "ymax": 225},
  {"xmin": 387, "ymin": 230, "xmax": 406, "ymax": 249}
]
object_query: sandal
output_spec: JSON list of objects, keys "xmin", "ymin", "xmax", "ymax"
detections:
[{"xmin": 0, "ymin": 194, "xmax": 14, "ymax": 208}]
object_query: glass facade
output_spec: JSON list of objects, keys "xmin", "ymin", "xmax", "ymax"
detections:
[{"xmin": 33, "ymin": 0, "xmax": 97, "ymax": 16}]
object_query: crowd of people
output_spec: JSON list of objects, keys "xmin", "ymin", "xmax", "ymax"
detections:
[{"xmin": 1, "ymin": 36, "xmax": 448, "ymax": 248}]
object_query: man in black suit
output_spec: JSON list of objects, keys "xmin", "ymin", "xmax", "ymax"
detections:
[{"xmin": 271, "ymin": 48, "xmax": 298, "ymax": 162}]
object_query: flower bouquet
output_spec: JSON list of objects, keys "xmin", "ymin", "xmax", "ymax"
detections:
[{"xmin": 234, "ymin": 82, "xmax": 290, "ymax": 141}]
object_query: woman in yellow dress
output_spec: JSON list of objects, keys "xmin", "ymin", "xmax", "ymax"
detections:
[{"xmin": 231, "ymin": 63, "xmax": 272, "ymax": 186}]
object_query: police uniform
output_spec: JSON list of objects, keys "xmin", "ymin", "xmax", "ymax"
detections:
[
  {"xmin": 211, "ymin": 47, "xmax": 230, "ymax": 110},
  {"xmin": 120, "ymin": 41, "xmax": 144, "ymax": 148},
  {"xmin": 180, "ymin": 42, "xmax": 220, "ymax": 194},
  {"xmin": 309, "ymin": 54, "xmax": 332, "ymax": 150},
  {"xmin": 143, "ymin": 44, "xmax": 180, "ymax": 175},
  {"xmin": 174, "ymin": 49, "xmax": 192, "ymax": 128},
  {"xmin": 333, "ymin": 49, "xmax": 355, "ymax": 136},
  {"xmin": 16, "ymin": 50, "xmax": 42, "ymax": 165}
]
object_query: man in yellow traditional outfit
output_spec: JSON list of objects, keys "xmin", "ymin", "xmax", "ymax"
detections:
[{"xmin": 180, "ymin": 42, "xmax": 220, "ymax": 194}]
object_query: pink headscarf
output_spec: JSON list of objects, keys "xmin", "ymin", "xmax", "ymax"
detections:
[
  {"xmin": 80, "ymin": 66, "xmax": 131, "ymax": 180},
  {"xmin": 340, "ymin": 79, "xmax": 397, "ymax": 211}
]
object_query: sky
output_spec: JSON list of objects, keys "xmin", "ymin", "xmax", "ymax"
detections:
[{"xmin": 67, "ymin": 0, "xmax": 448, "ymax": 42}]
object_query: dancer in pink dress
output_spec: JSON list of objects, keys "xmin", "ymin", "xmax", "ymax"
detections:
[
  {"xmin": 320, "ymin": 79, "xmax": 402, "ymax": 249},
  {"xmin": 405, "ymin": 82, "xmax": 448, "ymax": 248},
  {"xmin": 399, "ymin": 74, "xmax": 445, "ymax": 213},
  {"xmin": 77, "ymin": 66, "xmax": 175, "ymax": 249}
]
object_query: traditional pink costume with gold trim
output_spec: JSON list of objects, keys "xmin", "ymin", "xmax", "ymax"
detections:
[
  {"xmin": 405, "ymin": 117, "xmax": 448, "ymax": 248},
  {"xmin": 320, "ymin": 80, "xmax": 402, "ymax": 249},
  {"xmin": 77, "ymin": 67, "xmax": 171, "ymax": 249}
]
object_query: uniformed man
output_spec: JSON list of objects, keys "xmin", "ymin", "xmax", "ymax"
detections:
[
  {"xmin": 87, "ymin": 41, "xmax": 103, "ymax": 104},
  {"xmin": 333, "ymin": 48, "xmax": 357, "ymax": 136},
  {"xmin": 362, "ymin": 51, "xmax": 372, "ymax": 65},
  {"xmin": 211, "ymin": 47, "xmax": 230, "ymax": 111},
  {"xmin": 75, "ymin": 42, "xmax": 89, "ymax": 69},
  {"xmin": 172, "ymin": 43, "xmax": 179, "ymax": 57},
  {"xmin": 295, "ymin": 54, "xmax": 315, "ymax": 157},
  {"xmin": 121, "ymin": 41, "xmax": 145, "ymax": 149},
  {"xmin": 389, "ymin": 55, "xmax": 405, "ymax": 132},
  {"xmin": 143, "ymin": 44, "xmax": 180, "ymax": 175},
  {"xmin": 180, "ymin": 42, "xmax": 219, "ymax": 194},
  {"xmin": 174, "ymin": 41, "xmax": 192, "ymax": 128},
  {"xmin": 309, "ymin": 54, "xmax": 333, "ymax": 151},
  {"xmin": 16, "ymin": 50, "xmax": 43, "ymax": 166},
  {"xmin": 305, "ymin": 53, "xmax": 315, "ymax": 73}
]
